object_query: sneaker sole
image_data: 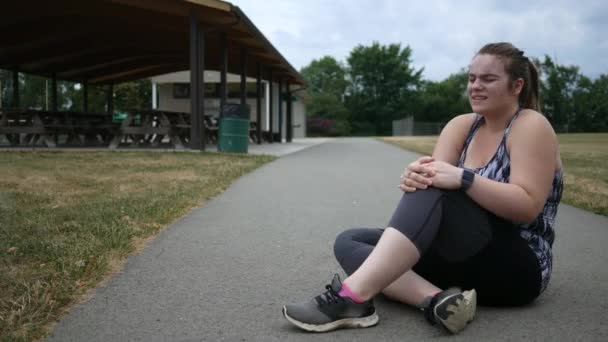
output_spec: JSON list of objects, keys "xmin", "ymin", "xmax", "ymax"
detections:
[
  {"xmin": 282, "ymin": 306, "xmax": 379, "ymax": 332},
  {"xmin": 437, "ymin": 289, "xmax": 477, "ymax": 334}
]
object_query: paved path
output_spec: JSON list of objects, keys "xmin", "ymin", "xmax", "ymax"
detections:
[{"xmin": 48, "ymin": 138, "xmax": 608, "ymax": 342}]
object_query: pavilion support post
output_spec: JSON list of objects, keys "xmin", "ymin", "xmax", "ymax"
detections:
[
  {"xmin": 268, "ymin": 69, "xmax": 273, "ymax": 143},
  {"xmin": 240, "ymin": 48, "xmax": 247, "ymax": 106},
  {"xmin": 287, "ymin": 82, "xmax": 293, "ymax": 143},
  {"xmin": 51, "ymin": 73, "xmax": 58, "ymax": 112},
  {"xmin": 189, "ymin": 10, "xmax": 205, "ymax": 151},
  {"xmin": 45, "ymin": 80, "xmax": 48, "ymax": 110},
  {"xmin": 83, "ymin": 80, "xmax": 88, "ymax": 113},
  {"xmin": 107, "ymin": 84, "xmax": 114, "ymax": 114},
  {"xmin": 256, "ymin": 63, "xmax": 262, "ymax": 144},
  {"xmin": 152, "ymin": 82, "xmax": 158, "ymax": 109},
  {"xmin": 219, "ymin": 32, "xmax": 227, "ymax": 118},
  {"xmin": 12, "ymin": 70, "xmax": 19, "ymax": 109},
  {"xmin": 278, "ymin": 78, "xmax": 283, "ymax": 143}
]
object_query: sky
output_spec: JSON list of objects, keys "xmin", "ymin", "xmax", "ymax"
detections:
[{"xmin": 231, "ymin": 0, "xmax": 607, "ymax": 81}]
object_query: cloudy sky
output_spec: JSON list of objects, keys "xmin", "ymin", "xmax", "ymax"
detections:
[{"xmin": 231, "ymin": 0, "xmax": 607, "ymax": 81}]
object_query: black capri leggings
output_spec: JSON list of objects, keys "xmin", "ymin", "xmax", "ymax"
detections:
[{"xmin": 334, "ymin": 189, "xmax": 542, "ymax": 306}]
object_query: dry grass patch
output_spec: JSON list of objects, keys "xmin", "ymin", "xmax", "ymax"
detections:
[
  {"xmin": 382, "ymin": 136, "xmax": 438, "ymax": 156},
  {"xmin": 0, "ymin": 151, "xmax": 274, "ymax": 341},
  {"xmin": 379, "ymin": 133, "xmax": 608, "ymax": 216}
]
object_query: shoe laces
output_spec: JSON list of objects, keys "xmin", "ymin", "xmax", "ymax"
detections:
[{"xmin": 314, "ymin": 284, "xmax": 345, "ymax": 307}]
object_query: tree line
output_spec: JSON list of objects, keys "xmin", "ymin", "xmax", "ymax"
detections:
[
  {"xmin": 2, "ymin": 42, "xmax": 605, "ymax": 137},
  {"xmin": 301, "ymin": 42, "xmax": 608, "ymax": 136},
  {"xmin": 0, "ymin": 72, "xmax": 151, "ymax": 114}
]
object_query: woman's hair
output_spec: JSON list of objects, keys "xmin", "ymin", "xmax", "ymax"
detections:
[{"xmin": 477, "ymin": 42, "xmax": 540, "ymax": 111}]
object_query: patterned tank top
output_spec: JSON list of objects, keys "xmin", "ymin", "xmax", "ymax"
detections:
[{"xmin": 458, "ymin": 110, "xmax": 564, "ymax": 292}]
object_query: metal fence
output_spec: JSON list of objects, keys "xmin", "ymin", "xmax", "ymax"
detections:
[{"xmin": 392, "ymin": 116, "xmax": 444, "ymax": 136}]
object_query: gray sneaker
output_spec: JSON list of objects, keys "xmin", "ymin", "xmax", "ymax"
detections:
[
  {"xmin": 282, "ymin": 274, "xmax": 379, "ymax": 332},
  {"xmin": 422, "ymin": 287, "xmax": 477, "ymax": 334}
]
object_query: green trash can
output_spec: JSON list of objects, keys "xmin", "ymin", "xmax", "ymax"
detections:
[
  {"xmin": 218, "ymin": 117, "xmax": 249, "ymax": 153},
  {"xmin": 112, "ymin": 111, "xmax": 128, "ymax": 123}
]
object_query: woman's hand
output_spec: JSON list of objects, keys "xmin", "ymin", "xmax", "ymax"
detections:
[
  {"xmin": 426, "ymin": 160, "xmax": 464, "ymax": 190},
  {"xmin": 399, "ymin": 156, "xmax": 436, "ymax": 192}
]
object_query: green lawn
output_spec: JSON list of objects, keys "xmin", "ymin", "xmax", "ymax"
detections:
[
  {"xmin": 380, "ymin": 133, "xmax": 608, "ymax": 216},
  {"xmin": 0, "ymin": 151, "xmax": 274, "ymax": 341}
]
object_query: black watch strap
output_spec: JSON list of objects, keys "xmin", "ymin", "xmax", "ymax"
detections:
[{"xmin": 461, "ymin": 169, "xmax": 475, "ymax": 191}]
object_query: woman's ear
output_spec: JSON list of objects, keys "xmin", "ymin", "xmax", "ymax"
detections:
[{"xmin": 512, "ymin": 78, "xmax": 524, "ymax": 96}]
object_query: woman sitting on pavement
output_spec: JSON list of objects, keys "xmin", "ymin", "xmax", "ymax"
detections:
[{"xmin": 282, "ymin": 42, "xmax": 564, "ymax": 334}]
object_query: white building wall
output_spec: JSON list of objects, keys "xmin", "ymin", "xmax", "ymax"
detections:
[
  {"xmin": 268, "ymin": 81, "xmax": 308, "ymax": 140},
  {"xmin": 151, "ymin": 71, "xmax": 306, "ymax": 139},
  {"xmin": 292, "ymin": 99, "xmax": 306, "ymax": 138},
  {"xmin": 156, "ymin": 83, "xmax": 267, "ymax": 126}
]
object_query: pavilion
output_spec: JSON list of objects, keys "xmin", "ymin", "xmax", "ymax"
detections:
[{"xmin": 0, "ymin": 0, "xmax": 306, "ymax": 150}]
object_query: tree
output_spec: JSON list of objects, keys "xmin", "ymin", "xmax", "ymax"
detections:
[
  {"xmin": 345, "ymin": 42, "xmax": 423, "ymax": 135},
  {"xmin": 21, "ymin": 74, "xmax": 47, "ymax": 109},
  {"xmin": 114, "ymin": 79, "xmax": 152, "ymax": 112},
  {"xmin": 306, "ymin": 93, "xmax": 351, "ymax": 136},
  {"xmin": 0, "ymin": 69, "xmax": 152, "ymax": 113},
  {"xmin": 590, "ymin": 75, "xmax": 608, "ymax": 131},
  {"xmin": 300, "ymin": 56, "xmax": 351, "ymax": 136},
  {"xmin": 0, "ymin": 69, "xmax": 13, "ymax": 109},
  {"xmin": 538, "ymin": 55, "xmax": 582, "ymax": 131},
  {"xmin": 300, "ymin": 56, "xmax": 348, "ymax": 97},
  {"xmin": 418, "ymin": 70, "xmax": 470, "ymax": 123},
  {"xmin": 63, "ymin": 82, "xmax": 108, "ymax": 113},
  {"xmin": 0, "ymin": 72, "xmax": 50, "ymax": 110},
  {"xmin": 572, "ymin": 74, "xmax": 608, "ymax": 132}
]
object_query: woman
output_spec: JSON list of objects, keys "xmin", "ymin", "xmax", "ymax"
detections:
[{"xmin": 282, "ymin": 42, "xmax": 564, "ymax": 334}]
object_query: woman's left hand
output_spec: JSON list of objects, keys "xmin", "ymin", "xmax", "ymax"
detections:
[{"xmin": 427, "ymin": 161, "xmax": 464, "ymax": 190}]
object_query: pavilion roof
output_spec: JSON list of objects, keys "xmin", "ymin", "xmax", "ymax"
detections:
[{"xmin": 0, "ymin": 0, "xmax": 305, "ymax": 85}]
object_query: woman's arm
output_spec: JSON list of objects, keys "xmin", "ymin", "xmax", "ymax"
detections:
[
  {"xmin": 467, "ymin": 110, "xmax": 557, "ymax": 223},
  {"xmin": 399, "ymin": 114, "xmax": 475, "ymax": 192},
  {"xmin": 428, "ymin": 110, "xmax": 558, "ymax": 223}
]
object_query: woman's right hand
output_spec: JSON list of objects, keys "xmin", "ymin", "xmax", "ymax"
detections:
[{"xmin": 399, "ymin": 156, "xmax": 436, "ymax": 192}]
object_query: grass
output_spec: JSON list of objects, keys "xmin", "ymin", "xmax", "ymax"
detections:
[
  {"xmin": 0, "ymin": 151, "xmax": 275, "ymax": 341},
  {"xmin": 380, "ymin": 133, "xmax": 608, "ymax": 216}
]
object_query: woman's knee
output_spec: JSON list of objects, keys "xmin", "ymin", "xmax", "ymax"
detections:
[{"xmin": 333, "ymin": 228, "xmax": 381, "ymax": 262}]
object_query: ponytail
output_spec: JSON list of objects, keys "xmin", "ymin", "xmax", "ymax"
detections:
[{"xmin": 521, "ymin": 58, "xmax": 540, "ymax": 111}]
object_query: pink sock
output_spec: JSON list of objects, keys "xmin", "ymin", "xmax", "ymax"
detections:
[{"xmin": 338, "ymin": 282, "xmax": 365, "ymax": 303}]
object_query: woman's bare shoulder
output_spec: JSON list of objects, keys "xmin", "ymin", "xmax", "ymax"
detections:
[
  {"xmin": 512, "ymin": 109, "xmax": 557, "ymax": 137},
  {"xmin": 445, "ymin": 113, "xmax": 478, "ymax": 131},
  {"xmin": 509, "ymin": 109, "xmax": 558, "ymax": 154},
  {"xmin": 433, "ymin": 113, "xmax": 480, "ymax": 164}
]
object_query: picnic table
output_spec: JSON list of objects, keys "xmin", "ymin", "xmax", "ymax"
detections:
[
  {"xmin": 108, "ymin": 109, "xmax": 225, "ymax": 149},
  {"xmin": 0, "ymin": 109, "xmax": 261, "ymax": 149},
  {"xmin": 0, "ymin": 110, "xmax": 116, "ymax": 147},
  {"xmin": 109, "ymin": 109, "xmax": 188, "ymax": 149}
]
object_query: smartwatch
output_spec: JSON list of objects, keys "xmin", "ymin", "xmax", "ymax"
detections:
[{"xmin": 461, "ymin": 169, "xmax": 475, "ymax": 191}]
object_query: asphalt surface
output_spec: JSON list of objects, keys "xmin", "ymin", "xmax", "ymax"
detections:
[{"xmin": 47, "ymin": 138, "xmax": 608, "ymax": 342}]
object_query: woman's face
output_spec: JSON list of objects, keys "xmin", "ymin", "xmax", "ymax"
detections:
[{"xmin": 467, "ymin": 54, "xmax": 520, "ymax": 115}]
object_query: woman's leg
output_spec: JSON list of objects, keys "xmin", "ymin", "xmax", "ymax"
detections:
[
  {"xmin": 412, "ymin": 216, "xmax": 542, "ymax": 306},
  {"xmin": 343, "ymin": 227, "xmax": 422, "ymax": 301},
  {"xmin": 284, "ymin": 188, "xmax": 482, "ymax": 333},
  {"xmin": 334, "ymin": 228, "xmax": 441, "ymax": 306},
  {"xmin": 382, "ymin": 271, "xmax": 442, "ymax": 306},
  {"xmin": 341, "ymin": 188, "xmax": 445, "ymax": 301},
  {"xmin": 340, "ymin": 188, "xmax": 494, "ymax": 301}
]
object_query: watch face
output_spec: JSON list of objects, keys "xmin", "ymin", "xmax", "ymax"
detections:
[{"xmin": 462, "ymin": 169, "xmax": 475, "ymax": 190}]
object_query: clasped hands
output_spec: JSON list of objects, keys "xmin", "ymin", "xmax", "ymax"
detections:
[{"xmin": 399, "ymin": 156, "xmax": 464, "ymax": 192}]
